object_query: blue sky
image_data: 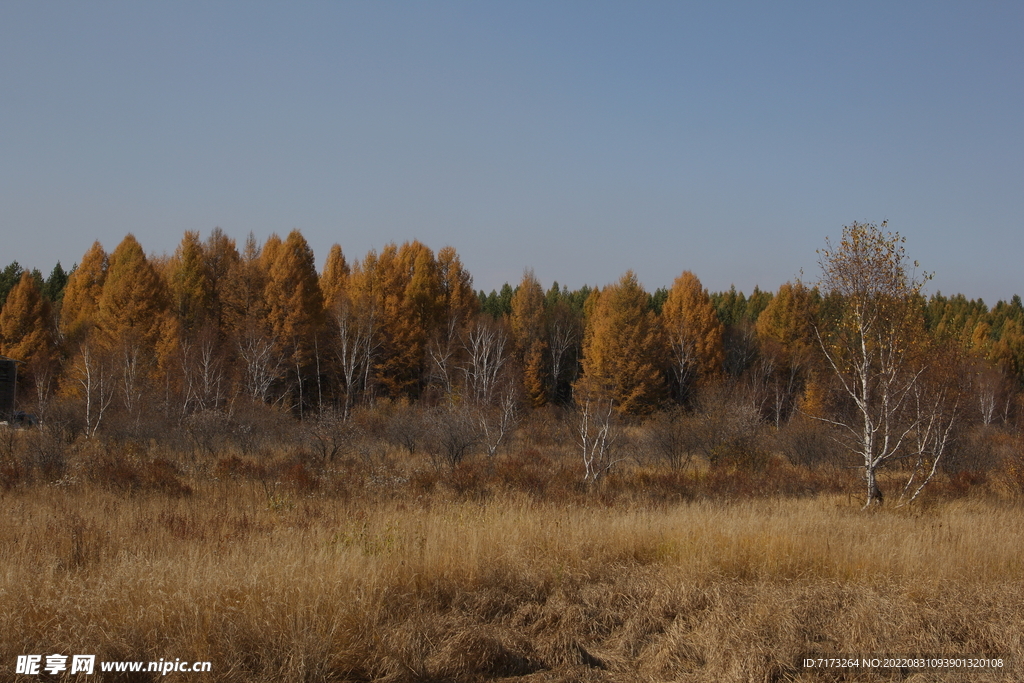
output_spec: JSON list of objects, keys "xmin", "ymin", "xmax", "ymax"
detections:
[{"xmin": 2, "ymin": 2, "xmax": 1021, "ymax": 303}]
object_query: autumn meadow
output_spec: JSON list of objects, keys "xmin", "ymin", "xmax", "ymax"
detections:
[{"xmin": 2, "ymin": 223, "xmax": 1023, "ymax": 681}]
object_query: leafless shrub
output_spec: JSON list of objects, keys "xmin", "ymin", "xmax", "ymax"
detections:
[
  {"xmin": 692, "ymin": 385, "xmax": 765, "ymax": 469},
  {"xmin": 302, "ymin": 410, "xmax": 357, "ymax": 463},
  {"xmin": 641, "ymin": 407, "xmax": 696, "ymax": 470},
  {"xmin": 184, "ymin": 409, "xmax": 226, "ymax": 459},
  {"xmin": 227, "ymin": 401, "xmax": 288, "ymax": 456},
  {"xmin": 943, "ymin": 424, "xmax": 1007, "ymax": 473},
  {"xmin": 424, "ymin": 405, "xmax": 481, "ymax": 470},
  {"xmin": 385, "ymin": 403, "xmax": 425, "ymax": 455},
  {"xmin": 779, "ymin": 416, "xmax": 843, "ymax": 470},
  {"xmin": 29, "ymin": 424, "xmax": 70, "ymax": 480}
]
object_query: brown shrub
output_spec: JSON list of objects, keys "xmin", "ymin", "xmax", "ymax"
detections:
[
  {"xmin": 90, "ymin": 454, "xmax": 191, "ymax": 496},
  {"xmin": 214, "ymin": 455, "xmax": 267, "ymax": 481},
  {"xmin": 279, "ymin": 461, "xmax": 318, "ymax": 492}
]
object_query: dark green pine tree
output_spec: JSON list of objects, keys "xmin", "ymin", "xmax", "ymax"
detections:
[
  {"xmin": 42, "ymin": 262, "xmax": 70, "ymax": 304},
  {"xmin": 0, "ymin": 261, "xmax": 24, "ymax": 309}
]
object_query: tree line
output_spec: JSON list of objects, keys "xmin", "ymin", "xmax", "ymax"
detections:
[{"xmin": 1, "ymin": 225, "xmax": 1023, "ymax": 502}]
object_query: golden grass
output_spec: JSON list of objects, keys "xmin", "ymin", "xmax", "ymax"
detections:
[{"xmin": 2, "ymin": 468, "xmax": 1022, "ymax": 682}]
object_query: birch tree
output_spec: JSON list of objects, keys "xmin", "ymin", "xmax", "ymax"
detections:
[{"xmin": 815, "ymin": 222, "xmax": 933, "ymax": 507}]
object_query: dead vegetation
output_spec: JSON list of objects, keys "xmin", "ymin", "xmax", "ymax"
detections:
[{"xmin": 1, "ymin": 417, "xmax": 1023, "ymax": 682}]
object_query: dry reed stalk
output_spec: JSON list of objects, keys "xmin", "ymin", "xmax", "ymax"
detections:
[{"xmin": 1, "ymin": 484, "xmax": 1021, "ymax": 682}]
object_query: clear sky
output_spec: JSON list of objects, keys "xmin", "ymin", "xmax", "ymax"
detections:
[{"xmin": 2, "ymin": 2, "xmax": 1021, "ymax": 303}]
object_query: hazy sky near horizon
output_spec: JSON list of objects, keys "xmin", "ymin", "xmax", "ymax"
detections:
[{"xmin": 2, "ymin": 2, "xmax": 1021, "ymax": 303}]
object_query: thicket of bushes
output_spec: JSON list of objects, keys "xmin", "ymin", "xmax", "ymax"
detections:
[{"xmin": 4, "ymin": 393, "xmax": 1023, "ymax": 507}]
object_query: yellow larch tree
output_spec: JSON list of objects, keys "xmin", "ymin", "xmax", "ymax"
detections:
[
  {"xmin": 220, "ymin": 233, "xmax": 279, "ymax": 403},
  {"xmin": 437, "ymin": 246, "xmax": 477, "ymax": 327},
  {"xmin": 430, "ymin": 246, "xmax": 478, "ymax": 400},
  {"xmin": 661, "ymin": 271, "xmax": 724, "ymax": 404},
  {"xmin": 166, "ymin": 230, "xmax": 213, "ymax": 333},
  {"xmin": 755, "ymin": 281, "xmax": 819, "ymax": 424},
  {"xmin": 0, "ymin": 272, "xmax": 53, "ymax": 366},
  {"xmin": 97, "ymin": 235, "xmax": 168, "ymax": 351},
  {"xmin": 369, "ymin": 241, "xmax": 443, "ymax": 399},
  {"xmin": 96, "ymin": 234, "xmax": 170, "ymax": 420},
  {"xmin": 319, "ymin": 244, "xmax": 350, "ymax": 313},
  {"xmin": 510, "ymin": 269, "xmax": 549, "ymax": 407},
  {"xmin": 755, "ymin": 281, "xmax": 818, "ymax": 358},
  {"xmin": 578, "ymin": 271, "xmax": 666, "ymax": 415},
  {"xmin": 0, "ymin": 272, "xmax": 55, "ymax": 403},
  {"xmin": 203, "ymin": 227, "xmax": 240, "ymax": 332},
  {"xmin": 59, "ymin": 241, "xmax": 108, "ymax": 344},
  {"xmin": 160, "ymin": 230, "xmax": 237, "ymax": 413},
  {"xmin": 264, "ymin": 229, "xmax": 327, "ymax": 414}
]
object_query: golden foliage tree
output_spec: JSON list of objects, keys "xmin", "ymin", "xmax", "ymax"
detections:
[
  {"xmin": 96, "ymin": 234, "xmax": 169, "ymax": 419},
  {"xmin": 160, "ymin": 230, "xmax": 238, "ymax": 414},
  {"xmin": 166, "ymin": 231, "xmax": 212, "ymax": 332},
  {"xmin": 661, "ymin": 271, "xmax": 724, "ymax": 403},
  {"xmin": 220, "ymin": 234, "xmax": 279, "ymax": 403},
  {"xmin": 754, "ymin": 281, "xmax": 819, "ymax": 424},
  {"xmin": 97, "ymin": 234, "xmax": 167, "ymax": 350},
  {"xmin": 578, "ymin": 271, "xmax": 666, "ymax": 415},
  {"xmin": 203, "ymin": 227, "xmax": 240, "ymax": 329},
  {"xmin": 364, "ymin": 241, "xmax": 443, "ymax": 399},
  {"xmin": 510, "ymin": 269, "xmax": 549, "ymax": 407},
  {"xmin": 756, "ymin": 282, "xmax": 817, "ymax": 356},
  {"xmin": 264, "ymin": 229, "xmax": 327, "ymax": 413},
  {"xmin": 428, "ymin": 246, "xmax": 477, "ymax": 401},
  {"xmin": 59, "ymin": 241, "xmax": 108, "ymax": 343},
  {"xmin": 0, "ymin": 272, "xmax": 53, "ymax": 366},
  {"xmin": 321, "ymin": 244, "xmax": 378, "ymax": 413},
  {"xmin": 0, "ymin": 272, "xmax": 56, "ymax": 404},
  {"xmin": 221, "ymin": 233, "xmax": 270, "ymax": 338},
  {"xmin": 319, "ymin": 244, "xmax": 350, "ymax": 313},
  {"xmin": 436, "ymin": 246, "xmax": 477, "ymax": 328}
]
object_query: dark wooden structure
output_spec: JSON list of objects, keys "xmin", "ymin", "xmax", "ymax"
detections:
[{"xmin": 0, "ymin": 357, "xmax": 16, "ymax": 421}]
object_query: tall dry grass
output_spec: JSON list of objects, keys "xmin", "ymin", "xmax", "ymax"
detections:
[{"xmin": 2, "ymin": 458, "xmax": 1022, "ymax": 683}]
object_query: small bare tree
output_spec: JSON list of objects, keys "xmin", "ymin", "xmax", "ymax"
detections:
[
  {"xmin": 303, "ymin": 409, "xmax": 355, "ymax": 464},
  {"xmin": 573, "ymin": 380, "xmax": 621, "ymax": 483},
  {"xmin": 428, "ymin": 314, "xmax": 464, "ymax": 403},
  {"xmin": 461, "ymin": 317, "xmax": 510, "ymax": 405},
  {"xmin": 642, "ymin": 407, "xmax": 695, "ymax": 471},
  {"xmin": 70, "ymin": 336, "xmax": 116, "ymax": 438},
  {"xmin": 479, "ymin": 380, "xmax": 522, "ymax": 458},
  {"xmin": 424, "ymin": 404, "xmax": 480, "ymax": 470},
  {"xmin": 330, "ymin": 289, "xmax": 381, "ymax": 417},
  {"xmin": 237, "ymin": 325, "xmax": 282, "ymax": 405},
  {"xmin": 547, "ymin": 299, "xmax": 581, "ymax": 403},
  {"xmin": 896, "ymin": 347, "xmax": 964, "ymax": 505}
]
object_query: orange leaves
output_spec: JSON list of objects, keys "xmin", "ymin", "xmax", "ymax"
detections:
[
  {"xmin": 97, "ymin": 234, "xmax": 168, "ymax": 351},
  {"xmin": 0, "ymin": 272, "xmax": 53, "ymax": 367},
  {"xmin": 510, "ymin": 270, "xmax": 549, "ymax": 407},
  {"xmin": 579, "ymin": 271, "xmax": 666, "ymax": 415},
  {"xmin": 662, "ymin": 271, "xmax": 724, "ymax": 401},
  {"xmin": 756, "ymin": 281, "xmax": 818, "ymax": 366},
  {"xmin": 60, "ymin": 241, "xmax": 108, "ymax": 343},
  {"xmin": 264, "ymin": 229, "xmax": 325, "ymax": 351}
]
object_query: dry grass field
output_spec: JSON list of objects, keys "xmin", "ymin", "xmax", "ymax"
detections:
[{"xmin": 2, "ymin": 433, "xmax": 1022, "ymax": 682}]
